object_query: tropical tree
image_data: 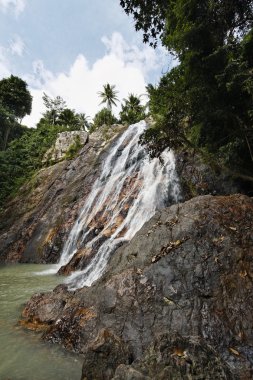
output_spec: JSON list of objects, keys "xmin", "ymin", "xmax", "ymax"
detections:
[
  {"xmin": 120, "ymin": 94, "xmax": 146, "ymax": 125},
  {"xmin": 57, "ymin": 109, "xmax": 91, "ymax": 131},
  {"xmin": 57, "ymin": 108, "xmax": 79, "ymax": 128},
  {"xmin": 42, "ymin": 93, "xmax": 66, "ymax": 125},
  {"xmin": 0, "ymin": 75, "xmax": 32, "ymax": 121},
  {"xmin": 98, "ymin": 83, "xmax": 119, "ymax": 110},
  {"xmin": 91, "ymin": 108, "xmax": 117, "ymax": 131},
  {"xmin": 120, "ymin": 0, "xmax": 253, "ymax": 176},
  {"xmin": 77, "ymin": 113, "xmax": 90, "ymax": 131},
  {"xmin": 0, "ymin": 75, "xmax": 32, "ymax": 150}
]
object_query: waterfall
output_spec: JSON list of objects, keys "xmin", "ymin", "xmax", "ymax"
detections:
[{"xmin": 56, "ymin": 120, "xmax": 180, "ymax": 289}]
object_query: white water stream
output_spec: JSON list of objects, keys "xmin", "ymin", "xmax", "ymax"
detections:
[{"xmin": 45, "ymin": 121, "xmax": 180, "ymax": 289}]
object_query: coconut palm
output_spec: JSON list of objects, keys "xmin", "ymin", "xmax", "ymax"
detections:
[
  {"xmin": 123, "ymin": 94, "xmax": 143, "ymax": 112},
  {"xmin": 57, "ymin": 108, "xmax": 78, "ymax": 128},
  {"xmin": 120, "ymin": 94, "xmax": 146, "ymax": 125},
  {"xmin": 77, "ymin": 113, "xmax": 91, "ymax": 131},
  {"xmin": 98, "ymin": 83, "xmax": 119, "ymax": 110}
]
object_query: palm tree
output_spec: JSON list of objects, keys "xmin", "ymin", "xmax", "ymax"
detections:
[
  {"xmin": 57, "ymin": 108, "xmax": 78, "ymax": 128},
  {"xmin": 77, "ymin": 113, "xmax": 91, "ymax": 131},
  {"xmin": 98, "ymin": 83, "xmax": 119, "ymax": 110},
  {"xmin": 123, "ymin": 94, "xmax": 143, "ymax": 113},
  {"xmin": 120, "ymin": 94, "xmax": 146, "ymax": 125}
]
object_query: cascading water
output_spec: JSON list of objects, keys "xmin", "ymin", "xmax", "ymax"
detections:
[{"xmin": 56, "ymin": 120, "xmax": 180, "ymax": 289}]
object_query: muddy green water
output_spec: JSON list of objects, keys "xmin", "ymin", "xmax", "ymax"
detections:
[{"xmin": 0, "ymin": 264, "xmax": 83, "ymax": 380}]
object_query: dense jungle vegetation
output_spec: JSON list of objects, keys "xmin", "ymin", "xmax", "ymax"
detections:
[{"xmin": 121, "ymin": 0, "xmax": 253, "ymax": 179}]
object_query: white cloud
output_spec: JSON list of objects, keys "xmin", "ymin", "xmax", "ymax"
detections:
[
  {"xmin": 24, "ymin": 32, "xmax": 169, "ymax": 128},
  {"xmin": 102, "ymin": 32, "xmax": 167, "ymax": 75},
  {"xmin": 0, "ymin": 46, "xmax": 11, "ymax": 78},
  {"xmin": 9, "ymin": 35, "xmax": 25, "ymax": 56},
  {"xmin": 0, "ymin": 0, "xmax": 26, "ymax": 16}
]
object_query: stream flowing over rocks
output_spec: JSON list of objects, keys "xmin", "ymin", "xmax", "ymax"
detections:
[{"xmin": 0, "ymin": 121, "xmax": 252, "ymax": 379}]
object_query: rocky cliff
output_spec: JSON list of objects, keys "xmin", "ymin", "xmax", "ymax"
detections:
[
  {"xmin": 20, "ymin": 194, "xmax": 253, "ymax": 379},
  {"xmin": 0, "ymin": 124, "xmax": 125, "ymax": 263},
  {"xmin": 43, "ymin": 130, "xmax": 89, "ymax": 163}
]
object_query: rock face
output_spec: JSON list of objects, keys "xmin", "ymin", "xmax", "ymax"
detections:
[
  {"xmin": 43, "ymin": 130, "xmax": 89, "ymax": 163},
  {"xmin": 176, "ymin": 151, "xmax": 244, "ymax": 200},
  {"xmin": 0, "ymin": 125, "xmax": 125, "ymax": 263},
  {"xmin": 113, "ymin": 333, "xmax": 234, "ymax": 380},
  {"xmin": 20, "ymin": 194, "xmax": 253, "ymax": 379}
]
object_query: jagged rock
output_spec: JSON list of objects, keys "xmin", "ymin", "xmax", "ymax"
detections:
[
  {"xmin": 20, "ymin": 194, "xmax": 253, "ymax": 379},
  {"xmin": 176, "ymin": 150, "xmax": 246, "ymax": 200},
  {"xmin": 113, "ymin": 333, "xmax": 234, "ymax": 380},
  {"xmin": 81, "ymin": 329, "xmax": 130, "ymax": 380},
  {"xmin": 113, "ymin": 365, "xmax": 149, "ymax": 380},
  {"xmin": 43, "ymin": 130, "xmax": 89, "ymax": 163},
  {"xmin": 0, "ymin": 125, "xmax": 126, "ymax": 263},
  {"xmin": 20, "ymin": 284, "xmax": 69, "ymax": 330}
]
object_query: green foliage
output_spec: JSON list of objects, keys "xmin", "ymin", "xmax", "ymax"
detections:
[
  {"xmin": 0, "ymin": 123, "xmax": 68, "ymax": 208},
  {"xmin": 42, "ymin": 93, "xmax": 66, "ymax": 125},
  {"xmin": 0, "ymin": 75, "xmax": 32, "ymax": 150},
  {"xmin": 98, "ymin": 84, "xmax": 119, "ymax": 110},
  {"xmin": 120, "ymin": 0, "xmax": 253, "ymax": 50},
  {"xmin": 76, "ymin": 113, "xmax": 90, "ymax": 130},
  {"xmin": 0, "ymin": 75, "xmax": 32, "ymax": 120},
  {"xmin": 119, "ymin": 94, "xmax": 146, "ymax": 125},
  {"xmin": 64, "ymin": 135, "xmax": 83, "ymax": 160},
  {"xmin": 121, "ymin": 0, "xmax": 253, "ymax": 176},
  {"xmin": 0, "ymin": 87, "xmax": 92, "ymax": 208},
  {"xmin": 90, "ymin": 108, "xmax": 118, "ymax": 132},
  {"xmin": 40, "ymin": 94, "xmax": 89, "ymax": 130},
  {"xmin": 119, "ymin": 0, "xmax": 167, "ymax": 47}
]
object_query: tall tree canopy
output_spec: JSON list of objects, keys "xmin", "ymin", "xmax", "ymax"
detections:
[
  {"xmin": 121, "ymin": 0, "xmax": 253, "ymax": 176},
  {"xmin": 0, "ymin": 75, "xmax": 32, "ymax": 120},
  {"xmin": 120, "ymin": 1, "xmax": 253, "ymax": 51},
  {"xmin": 42, "ymin": 93, "xmax": 67, "ymax": 125},
  {"xmin": 0, "ymin": 75, "xmax": 32, "ymax": 150}
]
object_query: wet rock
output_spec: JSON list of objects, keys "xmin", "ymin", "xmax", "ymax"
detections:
[
  {"xmin": 81, "ymin": 329, "xmax": 130, "ymax": 380},
  {"xmin": 113, "ymin": 333, "xmax": 235, "ymax": 380},
  {"xmin": 0, "ymin": 125, "xmax": 126, "ymax": 263},
  {"xmin": 21, "ymin": 284, "xmax": 69, "ymax": 330},
  {"xmin": 113, "ymin": 365, "xmax": 149, "ymax": 380},
  {"xmin": 20, "ymin": 194, "xmax": 253, "ymax": 379}
]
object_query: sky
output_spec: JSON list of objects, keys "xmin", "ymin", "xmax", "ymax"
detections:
[{"xmin": 0, "ymin": 0, "xmax": 175, "ymax": 127}]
